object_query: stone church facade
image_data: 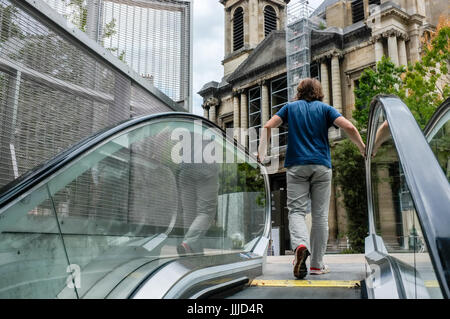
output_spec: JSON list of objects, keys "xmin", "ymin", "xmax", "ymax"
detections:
[{"xmin": 198, "ymin": 0, "xmax": 447, "ymax": 253}]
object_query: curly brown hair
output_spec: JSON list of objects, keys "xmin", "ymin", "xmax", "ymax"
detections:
[{"xmin": 295, "ymin": 78, "xmax": 324, "ymax": 102}]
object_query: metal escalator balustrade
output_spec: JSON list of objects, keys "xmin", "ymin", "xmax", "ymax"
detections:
[
  {"xmin": 364, "ymin": 95, "xmax": 450, "ymax": 299},
  {"xmin": 0, "ymin": 113, "xmax": 271, "ymax": 299}
]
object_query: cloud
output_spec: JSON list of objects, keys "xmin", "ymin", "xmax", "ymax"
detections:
[{"xmin": 192, "ymin": 0, "xmax": 224, "ymax": 115}]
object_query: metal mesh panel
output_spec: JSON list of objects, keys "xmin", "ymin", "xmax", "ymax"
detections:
[
  {"xmin": 130, "ymin": 82, "xmax": 174, "ymax": 117},
  {"xmin": 0, "ymin": 0, "xmax": 176, "ymax": 190},
  {"xmin": 43, "ymin": 0, "xmax": 192, "ymax": 109}
]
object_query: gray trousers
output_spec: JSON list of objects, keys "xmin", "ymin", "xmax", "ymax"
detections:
[{"xmin": 287, "ymin": 164, "xmax": 332, "ymax": 269}]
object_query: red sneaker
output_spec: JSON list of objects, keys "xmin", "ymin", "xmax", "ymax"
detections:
[
  {"xmin": 176, "ymin": 242, "xmax": 192, "ymax": 256},
  {"xmin": 293, "ymin": 244, "xmax": 310, "ymax": 279}
]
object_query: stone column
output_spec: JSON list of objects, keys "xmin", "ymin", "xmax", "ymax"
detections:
[
  {"xmin": 388, "ymin": 34, "xmax": 399, "ymax": 66},
  {"xmin": 233, "ymin": 93, "xmax": 240, "ymax": 141},
  {"xmin": 409, "ymin": 27, "xmax": 421, "ymax": 63},
  {"xmin": 261, "ymin": 82, "xmax": 270, "ymax": 126},
  {"xmin": 331, "ymin": 55, "xmax": 343, "ymax": 114},
  {"xmin": 224, "ymin": 8, "xmax": 231, "ymax": 56},
  {"xmin": 320, "ymin": 61, "xmax": 330, "ymax": 105},
  {"xmin": 363, "ymin": 0, "xmax": 369, "ymax": 19},
  {"xmin": 209, "ymin": 104, "xmax": 216, "ymax": 124},
  {"xmin": 240, "ymin": 91, "xmax": 248, "ymax": 147},
  {"xmin": 203, "ymin": 106, "xmax": 209, "ymax": 119},
  {"xmin": 374, "ymin": 38, "xmax": 384, "ymax": 64},
  {"xmin": 416, "ymin": 0, "xmax": 426, "ymax": 16},
  {"xmin": 248, "ymin": 0, "xmax": 259, "ymax": 47},
  {"xmin": 398, "ymin": 37, "xmax": 408, "ymax": 66}
]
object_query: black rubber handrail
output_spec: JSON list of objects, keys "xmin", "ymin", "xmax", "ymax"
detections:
[{"xmin": 365, "ymin": 95, "xmax": 450, "ymax": 298}]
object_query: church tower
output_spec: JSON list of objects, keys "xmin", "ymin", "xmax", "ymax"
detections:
[{"xmin": 220, "ymin": 0, "xmax": 290, "ymax": 77}]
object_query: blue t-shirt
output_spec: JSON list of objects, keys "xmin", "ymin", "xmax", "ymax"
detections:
[{"xmin": 275, "ymin": 100, "xmax": 342, "ymax": 168}]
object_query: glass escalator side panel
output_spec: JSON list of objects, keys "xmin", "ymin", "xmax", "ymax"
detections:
[
  {"xmin": 0, "ymin": 184, "xmax": 77, "ymax": 298},
  {"xmin": 369, "ymin": 109, "xmax": 443, "ymax": 299},
  {"xmin": 0, "ymin": 116, "xmax": 269, "ymax": 298}
]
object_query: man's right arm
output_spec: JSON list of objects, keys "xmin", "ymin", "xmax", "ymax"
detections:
[{"xmin": 333, "ymin": 116, "xmax": 366, "ymax": 157}]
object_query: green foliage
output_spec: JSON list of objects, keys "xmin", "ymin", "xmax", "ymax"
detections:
[
  {"xmin": 67, "ymin": 0, "xmax": 126, "ymax": 63},
  {"xmin": 67, "ymin": 0, "xmax": 88, "ymax": 32},
  {"xmin": 0, "ymin": 4, "xmax": 25, "ymax": 44},
  {"xmin": 340, "ymin": 248, "xmax": 358, "ymax": 254},
  {"xmin": 399, "ymin": 26, "xmax": 450, "ymax": 128},
  {"xmin": 354, "ymin": 27, "xmax": 449, "ymax": 130},
  {"xmin": 219, "ymin": 163, "xmax": 266, "ymax": 207},
  {"xmin": 353, "ymin": 56, "xmax": 405, "ymax": 131},
  {"xmin": 102, "ymin": 18, "xmax": 117, "ymax": 39}
]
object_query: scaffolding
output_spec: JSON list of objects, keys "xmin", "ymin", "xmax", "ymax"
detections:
[{"xmin": 285, "ymin": 0, "xmax": 320, "ymax": 101}]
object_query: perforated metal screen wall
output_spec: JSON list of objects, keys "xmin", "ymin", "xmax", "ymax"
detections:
[
  {"xmin": 0, "ymin": 0, "xmax": 183, "ymax": 189},
  {"xmin": 42, "ymin": 0, "xmax": 192, "ymax": 110}
]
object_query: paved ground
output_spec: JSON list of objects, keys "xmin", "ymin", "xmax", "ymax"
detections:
[
  {"xmin": 259, "ymin": 254, "xmax": 367, "ymax": 281},
  {"xmin": 228, "ymin": 254, "xmax": 366, "ymax": 299}
]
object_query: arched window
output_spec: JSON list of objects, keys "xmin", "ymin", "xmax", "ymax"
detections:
[
  {"xmin": 264, "ymin": 6, "xmax": 277, "ymax": 36},
  {"xmin": 233, "ymin": 7, "xmax": 244, "ymax": 51}
]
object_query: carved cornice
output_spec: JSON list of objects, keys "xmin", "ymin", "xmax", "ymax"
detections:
[
  {"xmin": 258, "ymin": 79, "xmax": 268, "ymax": 87},
  {"xmin": 206, "ymin": 97, "xmax": 219, "ymax": 107},
  {"xmin": 313, "ymin": 49, "xmax": 344, "ymax": 63},
  {"xmin": 371, "ymin": 27, "xmax": 409, "ymax": 42},
  {"xmin": 202, "ymin": 97, "xmax": 219, "ymax": 110}
]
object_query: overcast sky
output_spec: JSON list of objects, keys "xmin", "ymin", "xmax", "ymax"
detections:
[{"xmin": 192, "ymin": 0, "xmax": 324, "ymax": 115}]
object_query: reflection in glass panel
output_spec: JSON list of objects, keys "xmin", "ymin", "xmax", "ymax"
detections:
[
  {"xmin": 0, "ymin": 117, "xmax": 268, "ymax": 298},
  {"xmin": 370, "ymin": 110, "xmax": 443, "ymax": 298},
  {"xmin": 428, "ymin": 117, "xmax": 450, "ymax": 182},
  {"xmin": 249, "ymin": 87, "xmax": 262, "ymax": 149},
  {"xmin": 270, "ymin": 76, "xmax": 288, "ymax": 151}
]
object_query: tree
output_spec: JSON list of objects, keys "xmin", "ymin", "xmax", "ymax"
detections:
[
  {"xmin": 400, "ymin": 24, "xmax": 450, "ymax": 128},
  {"xmin": 353, "ymin": 56, "xmax": 405, "ymax": 131}
]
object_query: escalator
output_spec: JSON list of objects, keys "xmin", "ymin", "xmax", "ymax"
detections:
[
  {"xmin": 0, "ymin": 113, "xmax": 271, "ymax": 299},
  {"xmin": 0, "ymin": 96, "xmax": 448, "ymax": 299},
  {"xmin": 229, "ymin": 95, "xmax": 450, "ymax": 299}
]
